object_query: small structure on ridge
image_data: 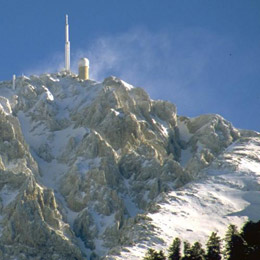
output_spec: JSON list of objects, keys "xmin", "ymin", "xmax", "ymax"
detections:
[{"xmin": 78, "ymin": 58, "xmax": 89, "ymax": 80}]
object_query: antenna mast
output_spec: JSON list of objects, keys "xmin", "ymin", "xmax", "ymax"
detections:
[{"xmin": 65, "ymin": 14, "xmax": 70, "ymax": 72}]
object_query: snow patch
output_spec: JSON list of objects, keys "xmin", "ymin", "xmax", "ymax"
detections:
[
  {"xmin": 196, "ymin": 141, "xmax": 204, "ymax": 153},
  {"xmin": 49, "ymin": 76, "xmax": 60, "ymax": 82},
  {"xmin": 75, "ymin": 157, "xmax": 101, "ymax": 175},
  {"xmin": 122, "ymin": 179, "xmax": 142, "ymax": 217},
  {"xmin": 0, "ymin": 97, "xmax": 12, "ymax": 115},
  {"xmin": 0, "ymin": 185, "xmax": 19, "ymax": 207},
  {"xmin": 180, "ymin": 148, "xmax": 192, "ymax": 167},
  {"xmin": 120, "ymin": 80, "xmax": 134, "ymax": 90},
  {"xmin": 110, "ymin": 108, "xmax": 124, "ymax": 118},
  {"xmin": 42, "ymin": 85, "xmax": 54, "ymax": 101},
  {"xmin": 151, "ymin": 117, "xmax": 169, "ymax": 137},
  {"xmin": 178, "ymin": 119, "xmax": 193, "ymax": 142}
]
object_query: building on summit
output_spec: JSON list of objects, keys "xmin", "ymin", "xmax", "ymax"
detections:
[{"xmin": 78, "ymin": 58, "xmax": 89, "ymax": 80}]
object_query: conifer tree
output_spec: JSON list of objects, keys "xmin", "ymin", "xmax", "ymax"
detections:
[
  {"xmin": 168, "ymin": 237, "xmax": 181, "ymax": 260},
  {"xmin": 205, "ymin": 232, "xmax": 221, "ymax": 260},
  {"xmin": 189, "ymin": 242, "xmax": 205, "ymax": 260},
  {"xmin": 241, "ymin": 220, "xmax": 260, "ymax": 247},
  {"xmin": 157, "ymin": 250, "xmax": 166, "ymax": 260},
  {"xmin": 241, "ymin": 220, "xmax": 260, "ymax": 259},
  {"xmin": 223, "ymin": 224, "xmax": 246, "ymax": 260},
  {"xmin": 182, "ymin": 241, "xmax": 192, "ymax": 260},
  {"xmin": 143, "ymin": 248, "xmax": 166, "ymax": 260}
]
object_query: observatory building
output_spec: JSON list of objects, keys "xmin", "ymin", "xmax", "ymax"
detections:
[
  {"xmin": 64, "ymin": 15, "xmax": 90, "ymax": 80},
  {"xmin": 78, "ymin": 58, "xmax": 89, "ymax": 80}
]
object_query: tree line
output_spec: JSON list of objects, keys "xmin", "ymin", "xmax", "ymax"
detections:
[{"xmin": 142, "ymin": 220, "xmax": 260, "ymax": 260}]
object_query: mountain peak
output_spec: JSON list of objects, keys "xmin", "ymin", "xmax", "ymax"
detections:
[{"xmin": 0, "ymin": 74, "xmax": 259, "ymax": 259}]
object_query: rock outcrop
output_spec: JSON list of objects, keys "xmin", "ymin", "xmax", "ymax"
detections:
[
  {"xmin": 0, "ymin": 98, "xmax": 84, "ymax": 259},
  {"xmin": 0, "ymin": 72, "xmax": 257, "ymax": 259}
]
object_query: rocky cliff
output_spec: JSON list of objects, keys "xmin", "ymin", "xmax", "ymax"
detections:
[{"xmin": 0, "ymin": 72, "xmax": 258, "ymax": 259}]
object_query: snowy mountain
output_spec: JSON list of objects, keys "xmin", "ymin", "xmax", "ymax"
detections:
[{"xmin": 0, "ymin": 72, "xmax": 259, "ymax": 260}]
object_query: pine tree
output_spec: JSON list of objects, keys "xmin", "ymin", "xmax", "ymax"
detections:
[
  {"xmin": 189, "ymin": 242, "xmax": 205, "ymax": 260},
  {"xmin": 157, "ymin": 250, "xmax": 166, "ymax": 260},
  {"xmin": 205, "ymin": 232, "xmax": 221, "ymax": 260},
  {"xmin": 241, "ymin": 220, "xmax": 260, "ymax": 247},
  {"xmin": 143, "ymin": 248, "xmax": 166, "ymax": 260},
  {"xmin": 182, "ymin": 241, "xmax": 192, "ymax": 260},
  {"xmin": 241, "ymin": 220, "xmax": 260, "ymax": 259},
  {"xmin": 223, "ymin": 224, "xmax": 246, "ymax": 260},
  {"xmin": 168, "ymin": 237, "xmax": 182, "ymax": 260},
  {"xmin": 144, "ymin": 249, "xmax": 156, "ymax": 260}
]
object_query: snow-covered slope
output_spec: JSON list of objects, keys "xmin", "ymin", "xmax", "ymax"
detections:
[
  {"xmin": 0, "ymin": 72, "xmax": 259, "ymax": 260},
  {"xmin": 113, "ymin": 137, "xmax": 260, "ymax": 259}
]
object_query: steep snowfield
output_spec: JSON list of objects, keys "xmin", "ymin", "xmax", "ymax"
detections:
[{"xmin": 113, "ymin": 137, "xmax": 260, "ymax": 259}]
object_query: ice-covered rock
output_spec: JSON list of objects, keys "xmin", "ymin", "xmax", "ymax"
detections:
[
  {"xmin": 0, "ymin": 105, "xmax": 84, "ymax": 259},
  {"xmin": 0, "ymin": 72, "xmax": 258, "ymax": 260}
]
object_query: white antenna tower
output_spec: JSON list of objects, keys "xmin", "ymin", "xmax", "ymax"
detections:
[{"xmin": 65, "ymin": 14, "xmax": 70, "ymax": 72}]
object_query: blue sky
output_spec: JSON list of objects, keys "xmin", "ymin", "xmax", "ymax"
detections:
[{"xmin": 0, "ymin": 0, "xmax": 260, "ymax": 131}]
